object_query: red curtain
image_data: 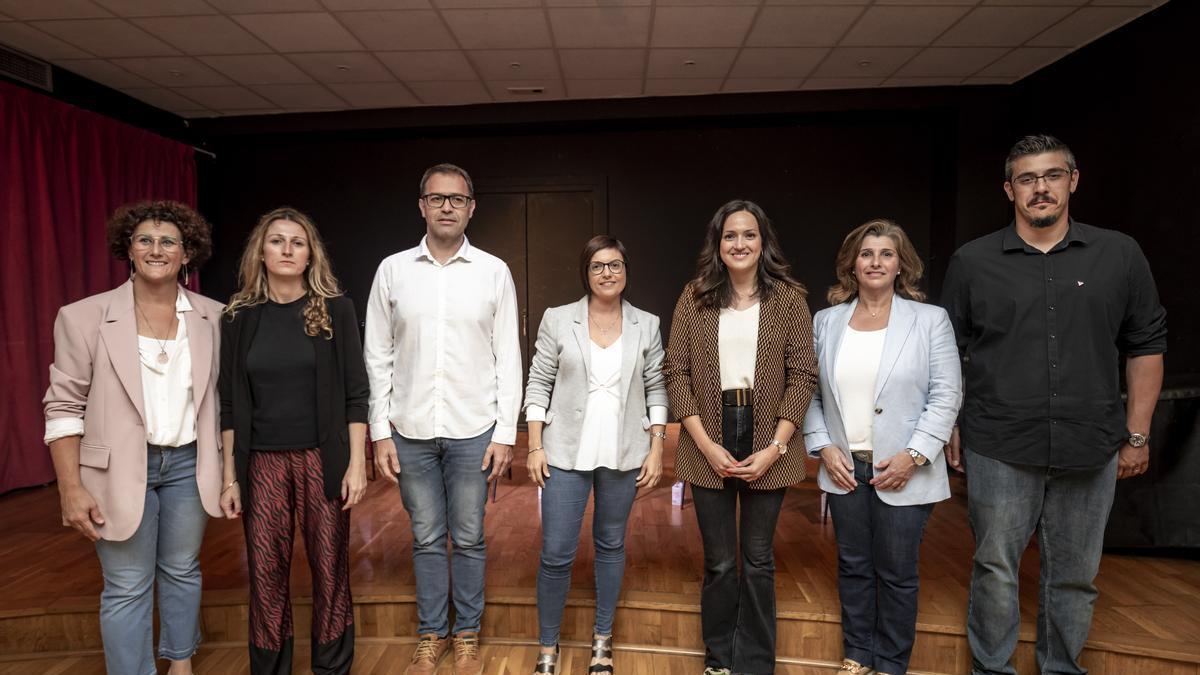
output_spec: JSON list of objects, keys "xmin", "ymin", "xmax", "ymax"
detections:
[{"xmin": 0, "ymin": 80, "xmax": 197, "ymax": 495}]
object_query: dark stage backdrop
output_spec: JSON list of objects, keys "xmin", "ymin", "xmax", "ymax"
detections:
[{"xmin": 203, "ymin": 113, "xmax": 949, "ymax": 344}]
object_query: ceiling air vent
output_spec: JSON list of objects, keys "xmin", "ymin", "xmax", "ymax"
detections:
[
  {"xmin": 0, "ymin": 44, "xmax": 52, "ymax": 91},
  {"xmin": 506, "ymin": 86, "xmax": 545, "ymax": 95}
]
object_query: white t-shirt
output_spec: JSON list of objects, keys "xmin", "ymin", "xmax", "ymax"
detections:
[
  {"xmin": 834, "ymin": 326, "xmax": 886, "ymax": 451},
  {"xmin": 718, "ymin": 302, "xmax": 760, "ymax": 390}
]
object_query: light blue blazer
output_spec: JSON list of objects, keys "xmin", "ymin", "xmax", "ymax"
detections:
[{"xmin": 802, "ymin": 295, "xmax": 962, "ymax": 506}]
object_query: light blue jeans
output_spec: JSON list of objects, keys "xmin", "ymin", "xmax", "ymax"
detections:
[
  {"xmin": 94, "ymin": 442, "xmax": 209, "ymax": 675},
  {"xmin": 537, "ymin": 465, "xmax": 638, "ymax": 647},
  {"xmin": 393, "ymin": 427, "xmax": 492, "ymax": 636},
  {"xmin": 965, "ymin": 448, "xmax": 1118, "ymax": 675}
]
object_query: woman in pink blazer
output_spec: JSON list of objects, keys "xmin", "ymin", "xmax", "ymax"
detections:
[{"xmin": 43, "ymin": 201, "xmax": 225, "ymax": 675}]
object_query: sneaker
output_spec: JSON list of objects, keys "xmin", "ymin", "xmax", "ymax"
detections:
[
  {"xmin": 406, "ymin": 633, "xmax": 449, "ymax": 675},
  {"xmin": 840, "ymin": 659, "xmax": 875, "ymax": 674},
  {"xmin": 453, "ymin": 631, "xmax": 483, "ymax": 675},
  {"xmin": 703, "ymin": 668, "xmax": 731, "ymax": 675}
]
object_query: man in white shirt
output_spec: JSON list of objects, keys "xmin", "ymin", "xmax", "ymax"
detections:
[{"xmin": 364, "ymin": 163, "xmax": 522, "ymax": 675}]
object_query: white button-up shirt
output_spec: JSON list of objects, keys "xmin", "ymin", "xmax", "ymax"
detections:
[{"xmin": 364, "ymin": 236, "xmax": 523, "ymax": 445}]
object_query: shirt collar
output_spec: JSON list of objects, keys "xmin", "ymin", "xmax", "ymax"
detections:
[
  {"xmin": 416, "ymin": 235, "xmax": 473, "ymax": 265},
  {"xmin": 1002, "ymin": 218, "xmax": 1088, "ymax": 253},
  {"xmin": 175, "ymin": 288, "xmax": 194, "ymax": 313}
]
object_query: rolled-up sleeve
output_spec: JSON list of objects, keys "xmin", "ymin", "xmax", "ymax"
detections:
[
  {"xmin": 43, "ymin": 308, "xmax": 91, "ymax": 443},
  {"xmin": 1118, "ymin": 241, "xmax": 1167, "ymax": 356}
]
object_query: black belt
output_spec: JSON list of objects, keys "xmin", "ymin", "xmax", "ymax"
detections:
[{"xmin": 721, "ymin": 388, "xmax": 753, "ymax": 407}]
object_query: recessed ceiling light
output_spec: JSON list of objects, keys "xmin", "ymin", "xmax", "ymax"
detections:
[
  {"xmin": 506, "ymin": 86, "xmax": 543, "ymax": 95},
  {"xmin": 509, "ymin": 61, "xmax": 522, "ymax": 70},
  {"xmin": 168, "ymin": 69, "xmax": 183, "ymax": 77},
  {"xmin": 857, "ymin": 59, "xmax": 872, "ymax": 68},
  {"xmin": 336, "ymin": 65, "xmax": 350, "ymax": 71},
  {"xmin": 683, "ymin": 59, "xmax": 696, "ymax": 67}
]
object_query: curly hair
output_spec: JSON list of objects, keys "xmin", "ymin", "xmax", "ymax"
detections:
[
  {"xmin": 827, "ymin": 219, "xmax": 926, "ymax": 305},
  {"xmin": 224, "ymin": 206, "xmax": 343, "ymax": 339},
  {"xmin": 105, "ymin": 200, "xmax": 213, "ymax": 270},
  {"xmin": 691, "ymin": 199, "xmax": 804, "ymax": 310}
]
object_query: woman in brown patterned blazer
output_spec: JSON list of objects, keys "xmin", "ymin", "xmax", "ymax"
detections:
[{"xmin": 664, "ymin": 199, "xmax": 818, "ymax": 675}]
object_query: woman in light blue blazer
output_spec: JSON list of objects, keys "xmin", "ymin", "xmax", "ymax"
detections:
[
  {"xmin": 523, "ymin": 235, "xmax": 669, "ymax": 675},
  {"xmin": 803, "ymin": 219, "xmax": 961, "ymax": 675}
]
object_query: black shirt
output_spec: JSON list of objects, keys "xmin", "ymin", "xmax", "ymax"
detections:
[
  {"xmin": 941, "ymin": 220, "xmax": 1167, "ymax": 469},
  {"xmin": 246, "ymin": 297, "xmax": 319, "ymax": 450}
]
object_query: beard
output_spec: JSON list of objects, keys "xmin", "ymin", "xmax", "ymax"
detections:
[{"xmin": 1029, "ymin": 213, "xmax": 1059, "ymax": 228}]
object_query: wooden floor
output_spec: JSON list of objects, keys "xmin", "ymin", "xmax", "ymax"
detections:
[{"xmin": 2, "ymin": 427, "xmax": 1199, "ymax": 674}]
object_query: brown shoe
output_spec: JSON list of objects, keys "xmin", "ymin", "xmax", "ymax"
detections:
[
  {"xmin": 406, "ymin": 633, "xmax": 449, "ymax": 675},
  {"xmin": 453, "ymin": 631, "xmax": 483, "ymax": 675}
]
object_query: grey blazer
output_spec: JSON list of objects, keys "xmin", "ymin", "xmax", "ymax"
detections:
[
  {"xmin": 802, "ymin": 295, "xmax": 962, "ymax": 506},
  {"xmin": 524, "ymin": 297, "xmax": 669, "ymax": 472}
]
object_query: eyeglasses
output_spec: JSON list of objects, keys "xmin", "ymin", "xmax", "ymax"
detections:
[
  {"xmin": 588, "ymin": 260, "xmax": 625, "ymax": 276},
  {"xmin": 130, "ymin": 234, "xmax": 182, "ymax": 252},
  {"xmin": 422, "ymin": 193, "xmax": 473, "ymax": 209},
  {"xmin": 1012, "ymin": 169, "xmax": 1071, "ymax": 188}
]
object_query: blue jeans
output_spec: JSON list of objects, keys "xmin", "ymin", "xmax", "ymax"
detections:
[
  {"xmin": 94, "ymin": 442, "xmax": 209, "ymax": 675},
  {"xmin": 537, "ymin": 465, "xmax": 638, "ymax": 646},
  {"xmin": 828, "ymin": 457, "xmax": 933, "ymax": 675},
  {"xmin": 691, "ymin": 404, "xmax": 787, "ymax": 675},
  {"xmin": 393, "ymin": 428, "xmax": 492, "ymax": 636},
  {"xmin": 965, "ymin": 448, "xmax": 1118, "ymax": 675}
]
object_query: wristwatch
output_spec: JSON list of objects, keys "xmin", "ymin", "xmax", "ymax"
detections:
[
  {"xmin": 768, "ymin": 439, "xmax": 788, "ymax": 455},
  {"xmin": 1128, "ymin": 432, "xmax": 1148, "ymax": 448},
  {"xmin": 908, "ymin": 449, "xmax": 928, "ymax": 466}
]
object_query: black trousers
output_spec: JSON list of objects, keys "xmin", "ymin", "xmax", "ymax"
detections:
[{"xmin": 691, "ymin": 404, "xmax": 787, "ymax": 675}]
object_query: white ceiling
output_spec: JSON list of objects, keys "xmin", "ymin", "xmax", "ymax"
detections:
[{"xmin": 0, "ymin": 0, "xmax": 1168, "ymax": 118}]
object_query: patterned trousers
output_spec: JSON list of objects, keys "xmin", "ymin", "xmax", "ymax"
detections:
[{"xmin": 245, "ymin": 449, "xmax": 354, "ymax": 675}]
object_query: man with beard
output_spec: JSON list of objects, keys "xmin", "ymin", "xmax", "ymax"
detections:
[
  {"xmin": 364, "ymin": 163, "xmax": 522, "ymax": 675},
  {"xmin": 940, "ymin": 135, "xmax": 1166, "ymax": 675}
]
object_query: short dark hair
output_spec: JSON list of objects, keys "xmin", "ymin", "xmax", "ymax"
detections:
[
  {"xmin": 419, "ymin": 163, "xmax": 474, "ymax": 197},
  {"xmin": 1005, "ymin": 134, "xmax": 1077, "ymax": 180},
  {"xmin": 579, "ymin": 235, "xmax": 629, "ymax": 295},
  {"xmin": 106, "ymin": 200, "xmax": 213, "ymax": 269}
]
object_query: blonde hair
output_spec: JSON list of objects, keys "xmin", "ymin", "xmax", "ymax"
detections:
[
  {"xmin": 827, "ymin": 219, "xmax": 926, "ymax": 305},
  {"xmin": 225, "ymin": 207, "xmax": 342, "ymax": 338}
]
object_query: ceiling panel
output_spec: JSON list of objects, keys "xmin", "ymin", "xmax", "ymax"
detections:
[
  {"xmin": 233, "ymin": 13, "xmax": 364, "ymax": 52},
  {"xmin": 746, "ymin": 6, "xmax": 863, "ymax": 47},
  {"xmin": 31, "ymin": 19, "xmax": 180, "ymax": 57},
  {"xmin": 206, "ymin": 0, "xmax": 324, "ymax": 13},
  {"xmin": 976, "ymin": 47, "xmax": 1071, "ymax": 78},
  {"xmin": 328, "ymin": 82, "xmax": 421, "ymax": 107},
  {"xmin": 486, "ymin": 79, "xmax": 566, "ymax": 101},
  {"xmin": 0, "ymin": 1, "xmax": 111, "ymax": 21},
  {"xmin": 174, "ymin": 85, "xmax": 275, "ymax": 109},
  {"xmin": 124, "ymin": 87, "xmax": 207, "ymax": 112},
  {"xmin": 325, "ymin": 0, "xmax": 431, "ymax": 9},
  {"xmin": 565, "ymin": 78, "xmax": 642, "ymax": 98},
  {"xmin": 729, "ymin": 47, "xmax": 827, "ymax": 78},
  {"xmin": 252, "ymin": 83, "xmax": 348, "ymax": 109},
  {"xmin": 558, "ymin": 48, "xmax": 644, "ymax": 79},
  {"xmin": 200, "ymin": 54, "xmax": 315, "ymax": 85},
  {"xmin": 548, "ymin": 8, "xmax": 651, "ymax": 49},
  {"xmin": 55, "ymin": 58, "xmax": 154, "ymax": 88},
  {"xmin": 894, "ymin": 47, "xmax": 1008, "ymax": 77},
  {"xmin": 468, "ymin": 49, "xmax": 560, "ymax": 80},
  {"xmin": 800, "ymin": 77, "xmax": 883, "ymax": 90},
  {"xmin": 112, "ymin": 56, "xmax": 234, "ymax": 86},
  {"xmin": 936, "ymin": 6, "xmax": 1076, "ymax": 47},
  {"xmin": 0, "ymin": 22, "xmax": 93, "ymax": 59},
  {"xmin": 338, "ymin": 11, "xmax": 457, "ymax": 51},
  {"xmin": 377, "ymin": 50, "xmax": 478, "ymax": 80},
  {"xmin": 94, "ymin": 0, "xmax": 217, "ymax": 16},
  {"xmin": 644, "ymin": 78, "xmax": 723, "ymax": 95},
  {"xmin": 841, "ymin": 6, "xmax": 970, "ymax": 47},
  {"xmin": 722, "ymin": 77, "xmax": 800, "ymax": 92},
  {"xmin": 441, "ymin": 9, "xmax": 552, "ymax": 50},
  {"xmin": 651, "ymin": 6, "xmax": 758, "ymax": 48},
  {"xmin": 647, "ymin": 48, "xmax": 737, "ymax": 79},
  {"xmin": 434, "ymin": 0, "xmax": 538, "ymax": 7},
  {"xmin": 811, "ymin": 46, "xmax": 920, "ymax": 78},
  {"xmin": 1028, "ymin": 6, "xmax": 1147, "ymax": 47},
  {"xmin": 407, "ymin": 79, "xmax": 492, "ymax": 105},
  {"xmin": 132, "ymin": 16, "xmax": 271, "ymax": 55},
  {"xmin": 882, "ymin": 76, "xmax": 964, "ymax": 87},
  {"xmin": 289, "ymin": 52, "xmax": 396, "ymax": 83}
]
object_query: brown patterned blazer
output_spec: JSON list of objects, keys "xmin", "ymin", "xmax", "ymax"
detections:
[{"xmin": 664, "ymin": 281, "xmax": 818, "ymax": 490}]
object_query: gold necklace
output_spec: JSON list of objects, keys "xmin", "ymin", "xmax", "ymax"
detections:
[
  {"xmin": 134, "ymin": 301, "xmax": 174, "ymax": 364},
  {"xmin": 589, "ymin": 311, "xmax": 620, "ymax": 335}
]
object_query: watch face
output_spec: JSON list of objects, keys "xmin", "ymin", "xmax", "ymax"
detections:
[{"xmin": 1129, "ymin": 433, "xmax": 1148, "ymax": 448}]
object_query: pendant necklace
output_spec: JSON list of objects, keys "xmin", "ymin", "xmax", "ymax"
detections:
[
  {"xmin": 135, "ymin": 301, "xmax": 173, "ymax": 364},
  {"xmin": 589, "ymin": 310, "xmax": 620, "ymax": 336}
]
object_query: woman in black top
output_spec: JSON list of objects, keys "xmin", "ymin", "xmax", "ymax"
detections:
[{"xmin": 218, "ymin": 207, "xmax": 369, "ymax": 675}]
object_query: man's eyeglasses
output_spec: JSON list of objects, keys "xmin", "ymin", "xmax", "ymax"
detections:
[
  {"xmin": 1012, "ymin": 169, "xmax": 1071, "ymax": 188},
  {"xmin": 588, "ymin": 260, "xmax": 626, "ymax": 276},
  {"xmin": 130, "ymin": 234, "xmax": 181, "ymax": 252},
  {"xmin": 422, "ymin": 193, "xmax": 473, "ymax": 209}
]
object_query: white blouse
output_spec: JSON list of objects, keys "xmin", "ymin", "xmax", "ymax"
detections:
[
  {"xmin": 718, "ymin": 302, "xmax": 760, "ymax": 390},
  {"xmin": 834, "ymin": 326, "xmax": 886, "ymax": 451},
  {"xmin": 572, "ymin": 336, "xmax": 624, "ymax": 470}
]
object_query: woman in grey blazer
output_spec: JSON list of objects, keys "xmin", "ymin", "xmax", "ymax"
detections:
[
  {"xmin": 524, "ymin": 235, "xmax": 669, "ymax": 675},
  {"xmin": 802, "ymin": 219, "xmax": 961, "ymax": 675}
]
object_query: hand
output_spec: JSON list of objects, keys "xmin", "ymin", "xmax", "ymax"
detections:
[
  {"xmin": 1116, "ymin": 442, "xmax": 1149, "ymax": 479},
  {"xmin": 59, "ymin": 484, "xmax": 104, "ymax": 541},
  {"xmin": 819, "ymin": 446, "xmax": 856, "ymax": 491},
  {"xmin": 945, "ymin": 426, "xmax": 963, "ymax": 473},
  {"xmin": 636, "ymin": 447, "xmax": 663, "ymax": 489},
  {"xmin": 374, "ymin": 437, "xmax": 401, "ymax": 485},
  {"xmin": 482, "ymin": 442, "xmax": 513, "ymax": 482},
  {"xmin": 220, "ymin": 480, "xmax": 242, "ymax": 519},
  {"xmin": 527, "ymin": 448, "xmax": 550, "ymax": 488},
  {"xmin": 726, "ymin": 447, "xmax": 781, "ymax": 483},
  {"xmin": 871, "ymin": 452, "xmax": 917, "ymax": 491},
  {"xmin": 700, "ymin": 441, "xmax": 738, "ymax": 477},
  {"xmin": 341, "ymin": 460, "xmax": 368, "ymax": 510}
]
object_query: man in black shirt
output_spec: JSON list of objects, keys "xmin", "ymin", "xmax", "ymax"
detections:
[{"xmin": 942, "ymin": 134, "xmax": 1166, "ymax": 675}]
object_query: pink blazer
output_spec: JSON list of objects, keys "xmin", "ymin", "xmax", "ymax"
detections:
[{"xmin": 43, "ymin": 280, "xmax": 224, "ymax": 541}]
